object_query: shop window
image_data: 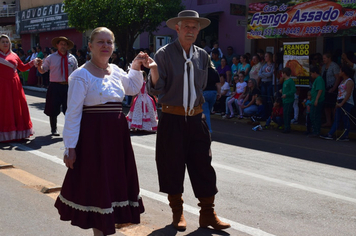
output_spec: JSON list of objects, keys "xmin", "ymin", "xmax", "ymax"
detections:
[{"xmin": 197, "ymin": 0, "xmax": 217, "ymax": 5}]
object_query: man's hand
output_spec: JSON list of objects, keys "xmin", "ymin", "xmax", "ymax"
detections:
[{"xmin": 142, "ymin": 56, "xmax": 157, "ymax": 69}]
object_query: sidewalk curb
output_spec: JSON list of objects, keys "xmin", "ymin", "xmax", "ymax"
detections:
[
  {"xmin": 23, "ymin": 85, "xmax": 47, "ymax": 93},
  {"xmin": 210, "ymin": 113, "xmax": 356, "ymax": 140}
]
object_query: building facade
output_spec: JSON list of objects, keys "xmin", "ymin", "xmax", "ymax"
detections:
[{"xmin": 17, "ymin": 0, "xmax": 84, "ymax": 52}]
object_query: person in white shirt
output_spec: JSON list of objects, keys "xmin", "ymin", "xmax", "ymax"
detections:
[
  {"xmin": 2, "ymin": 2, "xmax": 8, "ymax": 15},
  {"xmin": 54, "ymin": 27, "xmax": 157, "ymax": 236},
  {"xmin": 210, "ymin": 42, "xmax": 223, "ymax": 58},
  {"xmin": 37, "ymin": 37, "xmax": 78, "ymax": 136}
]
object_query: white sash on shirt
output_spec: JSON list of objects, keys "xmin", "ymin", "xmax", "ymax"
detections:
[
  {"xmin": 0, "ymin": 57, "xmax": 16, "ymax": 71},
  {"xmin": 182, "ymin": 46, "xmax": 197, "ymax": 116}
]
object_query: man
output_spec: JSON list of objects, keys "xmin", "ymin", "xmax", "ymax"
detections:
[
  {"xmin": 200, "ymin": 39, "xmax": 211, "ymax": 54},
  {"xmin": 281, "ymin": 67, "xmax": 296, "ymax": 133},
  {"xmin": 2, "ymin": 1, "xmax": 7, "ymax": 16},
  {"xmin": 225, "ymin": 46, "xmax": 238, "ymax": 67},
  {"xmin": 36, "ymin": 46, "xmax": 44, "ymax": 87},
  {"xmin": 309, "ymin": 66, "xmax": 325, "ymax": 136},
  {"xmin": 37, "ymin": 36, "xmax": 78, "ymax": 135},
  {"xmin": 211, "ymin": 48, "xmax": 221, "ymax": 69},
  {"xmin": 210, "ymin": 41, "xmax": 223, "ymax": 59},
  {"xmin": 148, "ymin": 10, "xmax": 230, "ymax": 231}
]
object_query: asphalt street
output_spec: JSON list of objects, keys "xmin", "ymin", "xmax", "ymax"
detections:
[{"xmin": 0, "ymin": 89, "xmax": 355, "ymax": 236}]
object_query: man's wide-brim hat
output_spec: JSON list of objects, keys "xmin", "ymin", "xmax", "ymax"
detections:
[
  {"xmin": 166, "ymin": 10, "xmax": 210, "ymax": 30},
  {"xmin": 51, "ymin": 36, "xmax": 74, "ymax": 50}
]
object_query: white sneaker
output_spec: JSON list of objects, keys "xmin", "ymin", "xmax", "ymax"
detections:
[{"xmin": 291, "ymin": 119, "xmax": 298, "ymax": 124}]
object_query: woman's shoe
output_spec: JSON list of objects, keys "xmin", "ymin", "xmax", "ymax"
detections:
[{"xmin": 227, "ymin": 114, "xmax": 234, "ymax": 119}]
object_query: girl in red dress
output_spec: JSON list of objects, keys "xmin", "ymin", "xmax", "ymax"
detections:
[{"xmin": 0, "ymin": 34, "xmax": 38, "ymax": 142}]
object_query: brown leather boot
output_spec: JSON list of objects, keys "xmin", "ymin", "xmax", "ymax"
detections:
[
  {"xmin": 198, "ymin": 196, "xmax": 231, "ymax": 230},
  {"xmin": 168, "ymin": 194, "xmax": 187, "ymax": 230}
]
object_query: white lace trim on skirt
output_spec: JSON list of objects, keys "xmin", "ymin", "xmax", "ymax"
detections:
[{"xmin": 58, "ymin": 194, "xmax": 141, "ymax": 214}]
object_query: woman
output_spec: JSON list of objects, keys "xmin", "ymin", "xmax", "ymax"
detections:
[
  {"xmin": 230, "ymin": 56, "xmax": 240, "ymax": 76},
  {"xmin": 225, "ymin": 72, "xmax": 247, "ymax": 119},
  {"xmin": 217, "ymin": 57, "xmax": 231, "ymax": 84},
  {"xmin": 27, "ymin": 46, "xmax": 38, "ymax": 85},
  {"xmin": 76, "ymin": 49, "xmax": 86, "ymax": 67},
  {"xmin": 213, "ymin": 73, "xmax": 230, "ymax": 115},
  {"xmin": 321, "ymin": 52, "xmax": 340, "ymax": 127},
  {"xmin": 54, "ymin": 27, "xmax": 157, "ymax": 236},
  {"xmin": 249, "ymin": 54, "xmax": 262, "ymax": 83},
  {"xmin": 0, "ymin": 34, "xmax": 38, "ymax": 142},
  {"xmin": 238, "ymin": 78, "xmax": 260, "ymax": 117},
  {"xmin": 258, "ymin": 52, "xmax": 275, "ymax": 115},
  {"xmin": 238, "ymin": 54, "xmax": 251, "ymax": 82},
  {"xmin": 321, "ymin": 65, "xmax": 354, "ymax": 141},
  {"xmin": 202, "ymin": 66, "xmax": 221, "ymax": 132}
]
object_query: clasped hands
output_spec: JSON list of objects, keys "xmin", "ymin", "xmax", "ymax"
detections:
[{"xmin": 131, "ymin": 52, "xmax": 157, "ymax": 71}]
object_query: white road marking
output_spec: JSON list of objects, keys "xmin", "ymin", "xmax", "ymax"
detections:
[
  {"xmin": 30, "ymin": 117, "xmax": 64, "ymax": 127},
  {"xmin": 139, "ymin": 188, "xmax": 276, "ymax": 236},
  {"xmin": 11, "ymin": 143, "xmax": 65, "ymax": 166},
  {"xmin": 9, "ymin": 142, "xmax": 276, "ymax": 236},
  {"xmin": 131, "ymin": 142, "xmax": 356, "ymax": 204}
]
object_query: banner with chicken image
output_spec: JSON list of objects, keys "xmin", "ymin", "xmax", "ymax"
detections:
[
  {"xmin": 248, "ymin": 0, "xmax": 356, "ymax": 39},
  {"xmin": 283, "ymin": 41, "xmax": 310, "ymax": 87}
]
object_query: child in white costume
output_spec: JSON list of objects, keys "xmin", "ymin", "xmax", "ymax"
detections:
[{"xmin": 126, "ymin": 71, "xmax": 158, "ymax": 132}]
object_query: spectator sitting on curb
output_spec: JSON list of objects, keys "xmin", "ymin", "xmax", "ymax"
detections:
[
  {"xmin": 249, "ymin": 96, "xmax": 267, "ymax": 125},
  {"xmin": 213, "ymin": 73, "xmax": 231, "ymax": 115},
  {"xmin": 264, "ymin": 97, "xmax": 284, "ymax": 129},
  {"xmin": 237, "ymin": 78, "xmax": 260, "ymax": 118},
  {"xmin": 223, "ymin": 72, "xmax": 247, "ymax": 119}
]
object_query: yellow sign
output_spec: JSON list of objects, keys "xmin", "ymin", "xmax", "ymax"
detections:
[{"xmin": 284, "ymin": 43, "xmax": 309, "ymax": 56}]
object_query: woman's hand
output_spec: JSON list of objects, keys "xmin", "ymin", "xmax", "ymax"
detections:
[
  {"xmin": 64, "ymin": 148, "xmax": 76, "ymax": 169},
  {"xmin": 35, "ymin": 58, "xmax": 42, "ymax": 68},
  {"xmin": 131, "ymin": 52, "xmax": 148, "ymax": 71}
]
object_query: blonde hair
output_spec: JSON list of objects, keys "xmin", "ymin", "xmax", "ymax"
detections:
[
  {"xmin": 89, "ymin": 27, "xmax": 115, "ymax": 43},
  {"xmin": 0, "ymin": 34, "xmax": 11, "ymax": 51}
]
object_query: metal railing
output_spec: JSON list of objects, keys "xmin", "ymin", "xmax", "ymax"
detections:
[{"xmin": 1, "ymin": 4, "xmax": 16, "ymax": 17}]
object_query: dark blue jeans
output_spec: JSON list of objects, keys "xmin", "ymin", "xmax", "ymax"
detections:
[
  {"xmin": 328, "ymin": 102, "xmax": 353, "ymax": 138},
  {"xmin": 310, "ymin": 101, "xmax": 324, "ymax": 135},
  {"xmin": 260, "ymin": 81, "xmax": 273, "ymax": 115},
  {"xmin": 283, "ymin": 102, "xmax": 293, "ymax": 131},
  {"xmin": 203, "ymin": 90, "xmax": 217, "ymax": 133},
  {"xmin": 265, "ymin": 116, "xmax": 283, "ymax": 127}
]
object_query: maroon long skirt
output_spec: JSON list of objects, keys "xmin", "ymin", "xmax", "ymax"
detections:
[{"xmin": 55, "ymin": 103, "xmax": 144, "ymax": 235}]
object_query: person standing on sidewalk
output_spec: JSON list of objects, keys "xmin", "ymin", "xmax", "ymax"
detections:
[
  {"xmin": 320, "ymin": 65, "xmax": 354, "ymax": 141},
  {"xmin": 148, "ymin": 10, "xmax": 230, "ymax": 231},
  {"xmin": 280, "ymin": 67, "xmax": 296, "ymax": 133},
  {"xmin": 37, "ymin": 36, "xmax": 78, "ymax": 136},
  {"xmin": 309, "ymin": 66, "xmax": 325, "ymax": 137}
]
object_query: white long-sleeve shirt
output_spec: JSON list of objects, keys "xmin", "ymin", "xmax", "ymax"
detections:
[{"xmin": 63, "ymin": 64, "xmax": 143, "ymax": 148}]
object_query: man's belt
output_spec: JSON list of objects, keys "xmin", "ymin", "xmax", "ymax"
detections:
[
  {"xmin": 161, "ymin": 104, "xmax": 203, "ymax": 116},
  {"xmin": 51, "ymin": 81, "xmax": 68, "ymax": 85}
]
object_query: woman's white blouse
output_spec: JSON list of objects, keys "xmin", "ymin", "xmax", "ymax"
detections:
[{"xmin": 63, "ymin": 64, "xmax": 143, "ymax": 148}]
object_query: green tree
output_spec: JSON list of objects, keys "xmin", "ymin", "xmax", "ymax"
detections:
[{"xmin": 64, "ymin": 0, "xmax": 184, "ymax": 67}]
